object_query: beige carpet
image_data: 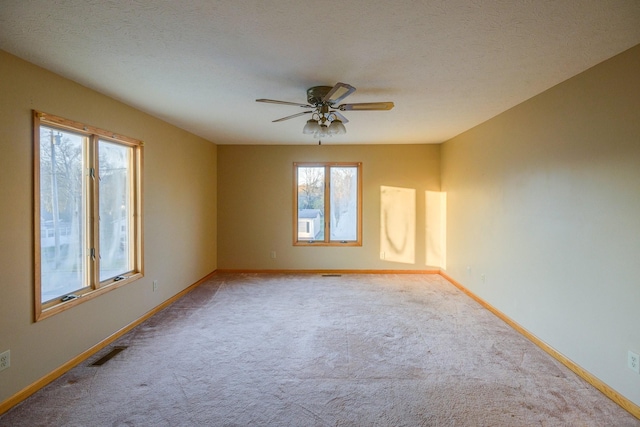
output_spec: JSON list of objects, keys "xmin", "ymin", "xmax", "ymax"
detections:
[{"xmin": 1, "ymin": 273, "xmax": 638, "ymax": 426}]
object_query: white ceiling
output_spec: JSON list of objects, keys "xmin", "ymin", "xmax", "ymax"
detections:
[{"xmin": 1, "ymin": 1, "xmax": 639, "ymax": 145}]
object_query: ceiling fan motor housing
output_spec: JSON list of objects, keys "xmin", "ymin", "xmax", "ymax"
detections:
[{"xmin": 307, "ymin": 86, "xmax": 333, "ymax": 105}]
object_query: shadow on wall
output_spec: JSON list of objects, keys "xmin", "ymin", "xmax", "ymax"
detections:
[{"xmin": 380, "ymin": 186, "xmax": 446, "ymax": 268}]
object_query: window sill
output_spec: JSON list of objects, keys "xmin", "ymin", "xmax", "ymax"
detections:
[
  {"xmin": 294, "ymin": 241, "xmax": 362, "ymax": 247},
  {"xmin": 36, "ymin": 273, "xmax": 143, "ymax": 322}
]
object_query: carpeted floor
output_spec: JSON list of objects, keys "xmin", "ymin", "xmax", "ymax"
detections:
[{"xmin": 1, "ymin": 273, "xmax": 638, "ymax": 426}]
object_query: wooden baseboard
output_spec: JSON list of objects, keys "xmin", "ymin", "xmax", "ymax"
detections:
[
  {"xmin": 0, "ymin": 270, "xmax": 217, "ymax": 416},
  {"xmin": 216, "ymin": 269, "xmax": 440, "ymax": 274},
  {"xmin": 439, "ymin": 271, "xmax": 640, "ymax": 420}
]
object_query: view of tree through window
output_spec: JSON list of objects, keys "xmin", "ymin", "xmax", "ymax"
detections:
[
  {"xmin": 294, "ymin": 162, "xmax": 361, "ymax": 245},
  {"xmin": 39, "ymin": 127, "xmax": 88, "ymax": 301},
  {"xmin": 34, "ymin": 111, "xmax": 143, "ymax": 318},
  {"xmin": 297, "ymin": 166, "xmax": 325, "ymax": 240}
]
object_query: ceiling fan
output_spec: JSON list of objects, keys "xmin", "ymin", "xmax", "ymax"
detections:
[{"xmin": 256, "ymin": 82, "xmax": 394, "ymax": 142}]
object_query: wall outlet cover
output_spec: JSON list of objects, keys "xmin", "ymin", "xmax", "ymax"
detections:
[
  {"xmin": 628, "ymin": 350, "xmax": 640, "ymax": 374},
  {"xmin": 0, "ymin": 350, "xmax": 10, "ymax": 371}
]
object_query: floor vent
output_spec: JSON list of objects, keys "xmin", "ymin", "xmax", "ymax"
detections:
[
  {"xmin": 91, "ymin": 346, "xmax": 127, "ymax": 366},
  {"xmin": 322, "ymin": 274, "xmax": 342, "ymax": 277}
]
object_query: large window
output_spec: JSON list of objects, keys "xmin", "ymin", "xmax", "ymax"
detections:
[
  {"xmin": 34, "ymin": 111, "xmax": 143, "ymax": 320},
  {"xmin": 294, "ymin": 162, "xmax": 362, "ymax": 246}
]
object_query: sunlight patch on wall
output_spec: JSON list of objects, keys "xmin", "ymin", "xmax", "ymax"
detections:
[
  {"xmin": 380, "ymin": 186, "xmax": 415, "ymax": 264},
  {"xmin": 426, "ymin": 191, "xmax": 446, "ymax": 269}
]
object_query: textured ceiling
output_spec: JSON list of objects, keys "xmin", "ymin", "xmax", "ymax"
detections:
[{"xmin": 1, "ymin": 1, "xmax": 640, "ymax": 145}]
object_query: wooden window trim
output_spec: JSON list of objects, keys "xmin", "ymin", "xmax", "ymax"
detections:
[
  {"xmin": 293, "ymin": 162, "xmax": 362, "ymax": 246},
  {"xmin": 33, "ymin": 111, "xmax": 144, "ymax": 321}
]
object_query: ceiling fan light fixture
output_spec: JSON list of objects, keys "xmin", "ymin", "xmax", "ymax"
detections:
[
  {"xmin": 303, "ymin": 119, "xmax": 320, "ymax": 134},
  {"xmin": 317, "ymin": 124, "xmax": 329, "ymax": 138},
  {"xmin": 328, "ymin": 119, "xmax": 346, "ymax": 135}
]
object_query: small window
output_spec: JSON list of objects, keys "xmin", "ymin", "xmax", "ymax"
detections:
[
  {"xmin": 294, "ymin": 162, "xmax": 362, "ymax": 246},
  {"xmin": 34, "ymin": 111, "xmax": 143, "ymax": 320}
]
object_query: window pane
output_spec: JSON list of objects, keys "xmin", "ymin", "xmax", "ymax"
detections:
[
  {"xmin": 99, "ymin": 140, "xmax": 132, "ymax": 281},
  {"xmin": 39, "ymin": 127, "xmax": 88, "ymax": 302},
  {"xmin": 297, "ymin": 166, "xmax": 324, "ymax": 241},
  {"xmin": 330, "ymin": 166, "xmax": 358, "ymax": 241}
]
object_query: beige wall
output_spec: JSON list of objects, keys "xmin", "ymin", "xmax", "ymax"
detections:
[
  {"xmin": 442, "ymin": 44, "xmax": 640, "ymax": 406},
  {"xmin": 0, "ymin": 51, "xmax": 217, "ymax": 404},
  {"xmin": 217, "ymin": 144, "xmax": 440, "ymax": 270}
]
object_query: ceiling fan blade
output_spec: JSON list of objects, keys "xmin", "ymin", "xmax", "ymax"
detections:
[
  {"xmin": 330, "ymin": 110, "xmax": 349, "ymax": 124},
  {"xmin": 256, "ymin": 99, "xmax": 312, "ymax": 108},
  {"xmin": 322, "ymin": 82, "xmax": 356, "ymax": 104},
  {"xmin": 338, "ymin": 102, "xmax": 394, "ymax": 111},
  {"xmin": 272, "ymin": 111, "xmax": 313, "ymax": 122}
]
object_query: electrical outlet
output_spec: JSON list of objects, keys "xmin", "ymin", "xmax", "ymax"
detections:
[
  {"xmin": 480, "ymin": 274, "xmax": 486, "ymax": 283},
  {"xmin": 153, "ymin": 280, "xmax": 158, "ymax": 292},
  {"xmin": 270, "ymin": 251, "xmax": 276, "ymax": 259},
  {"xmin": 629, "ymin": 350, "xmax": 640, "ymax": 374},
  {"xmin": 0, "ymin": 350, "xmax": 10, "ymax": 372}
]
